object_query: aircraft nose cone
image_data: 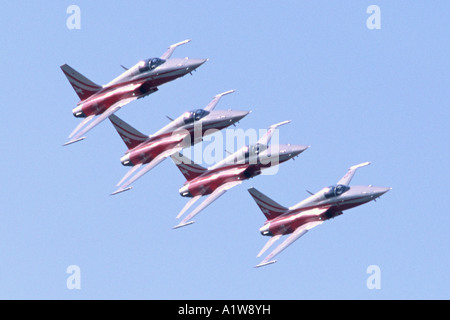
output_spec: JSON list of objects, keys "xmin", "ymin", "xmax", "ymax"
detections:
[
  {"xmin": 186, "ymin": 58, "xmax": 208, "ymax": 71},
  {"xmin": 374, "ymin": 187, "xmax": 392, "ymax": 197},
  {"xmin": 231, "ymin": 110, "xmax": 251, "ymax": 123},
  {"xmin": 368, "ymin": 186, "xmax": 391, "ymax": 200},
  {"xmin": 289, "ymin": 145, "xmax": 310, "ymax": 157}
]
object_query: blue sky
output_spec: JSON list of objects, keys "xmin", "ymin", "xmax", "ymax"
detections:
[{"xmin": 0, "ymin": 1, "xmax": 448, "ymax": 299}]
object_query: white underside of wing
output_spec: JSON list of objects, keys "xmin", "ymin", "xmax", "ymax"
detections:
[
  {"xmin": 111, "ymin": 147, "xmax": 182, "ymax": 195},
  {"xmin": 116, "ymin": 163, "xmax": 142, "ymax": 187},
  {"xmin": 255, "ymin": 220, "xmax": 324, "ymax": 268},
  {"xmin": 68, "ymin": 115, "xmax": 94, "ymax": 139},
  {"xmin": 173, "ymin": 180, "xmax": 242, "ymax": 229},
  {"xmin": 176, "ymin": 195, "xmax": 202, "ymax": 219},
  {"xmin": 257, "ymin": 234, "xmax": 282, "ymax": 258}
]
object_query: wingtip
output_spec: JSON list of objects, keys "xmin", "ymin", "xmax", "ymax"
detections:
[
  {"xmin": 350, "ymin": 161, "xmax": 371, "ymax": 170},
  {"xmin": 110, "ymin": 187, "xmax": 133, "ymax": 196},
  {"xmin": 271, "ymin": 120, "xmax": 291, "ymax": 128},
  {"xmin": 63, "ymin": 137, "xmax": 86, "ymax": 146},
  {"xmin": 173, "ymin": 221, "xmax": 195, "ymax": 229},
  {"xmin": 223, "ymin": 89, "xmax": 236, "ymax": 96},
  {"xmin": 255, "ymin": 260, "xmax": 277, "ymax": 268},
  {"xmin": 172, "ymin": 39, "xmax": 191, "ymax": 47}
]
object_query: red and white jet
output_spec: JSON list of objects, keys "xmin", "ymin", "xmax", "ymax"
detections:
[
  {"xmin": 61, "ymin": 39, "xmax": 206, "ymax": 146},
  {"xmin": 248, "ymin": 162, "xmax": 391, "ymax": 267},
  {"xmin": 109, "ymin": 90, "xmax": 249, "ymax": 195},
  {"xmin": 172, "ymin": 121, "xmax": 309, "ymax": 229}
]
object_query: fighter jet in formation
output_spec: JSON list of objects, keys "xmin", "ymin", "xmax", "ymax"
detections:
[
  {"xmin": 248, "ymin": 162, "xmax": 391, "ymax": 267},
  {"xmin": 60, "ymin": 38, "xmax": 390, "ymax": 268},
  {"xmin": 61, "ymin": 39, "xmax": 206, "ymax": 146},
  {"xmin": 172, "ymin": 121, "xmax": 309, "ymax": 229},
  {"xmin": 109, "ymin": 90, "xmax": 249, "ymax": 195}
]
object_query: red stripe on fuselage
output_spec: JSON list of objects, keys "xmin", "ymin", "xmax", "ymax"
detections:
[
  {"xmin": 128, "ymin": 118, "xmax": 235, "ymax": 154},
  {"xmin": 266, "ymin": 196, "xmax": 374, "ymax": 235},
  {"xmin": 186, "ymin": 166, "xmax": 248, "ymax": 196}
]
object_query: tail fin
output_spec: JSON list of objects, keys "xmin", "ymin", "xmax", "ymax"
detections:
[
  {"xmin": 61, "ymin": 64, "xmax": 102, "ymax": 101},
  {"xmin": 171, "ymin": 153, "xmax": 207, "ymax": 181},
  {"xmin": 109, "ymin": 114, "xmax": 148, "ymax": 150},
  {"xmin": 248, "ymin": 187, "xmax": 288, "ymax": 220}
]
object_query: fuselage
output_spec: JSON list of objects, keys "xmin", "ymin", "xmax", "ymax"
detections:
[
  {"xmin": 179, "ymin": 144, "xmax": 309, "ymax": 197},
  {"xmin": 121, "ymin": 109, "xmax": 250, "ymax": 167},
  {"xmin": 72, "ymin": 57, "xmax": 206, "ymax": 118},
  {"xmin": 260, "ymin": 185, "xmax": 391, "ymax": 236}
]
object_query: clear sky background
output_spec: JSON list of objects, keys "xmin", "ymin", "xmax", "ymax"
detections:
[{"xmin": 0, "ymin": 1, "xmax": 448, "ymax": 299}]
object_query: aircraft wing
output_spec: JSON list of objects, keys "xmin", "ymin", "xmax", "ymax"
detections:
[
  {"xmin": 255, "ymin": 219, "xmax": 325, "ymax": 268},
  {"xmin": 67, "ymin": 115, "xmax": 95, "ymax": 140},
  {"xmin": 160, "ymin": 39, "xmax": 191, "ymax": 60},
  {"xmin": 337, "ymin": 162, "xmax": 371, "ymax": 186},
  {"xmin": 176, "ymin": 195, "xmax": 202, "ymax": 219},
  {"xmin": 116, "ymin": 163, "xmax": 142, "ymax": 187},
  {"xmin": 64, "ymin": 97, "xmax": 138, "ymax": 146},
  {"xmin": 257, "ymin": 234, "xmax": 282, "ymax": 258},
  {"xmin": 204, "ymin": 89, "xmax": 235, "ymax": 112},
  {"xmin": 111, "ymin": 146, "xmax": 183, "ymax": 195},
  {"xmin": 173, "ymin": 180, "xmax": 243, "ymax": 229},
  {"xmin": 257, "ymin": 120, "xmax": 291, "ymax": 147}
]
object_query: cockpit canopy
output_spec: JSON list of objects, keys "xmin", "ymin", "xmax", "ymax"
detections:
[
  {"xmin": 138, "ymin": 58, "xmax": 166, "ymax": 73},
  {"xmin": 183, "ymin": 109, "xmax": 210, "ymax": 124},
  {"xmin": 324, "ymin": 184, "xmax": 350, "ymax": 199}
]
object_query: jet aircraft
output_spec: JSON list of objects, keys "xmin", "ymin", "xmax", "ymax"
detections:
[
  {"xmin": 172, "ymin": 121, "xmax": 309, "ymax": 229},
  {"xmin": 61, "ymin": 39, "xmax": 206, "ymax": 146},
  {"xmin": 248, "ymin": 162, "xmax": 391, "ymax": 268},
  {"xmin": 110, "ymin": 90, "xmax": 249, "ymax": 195}
]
